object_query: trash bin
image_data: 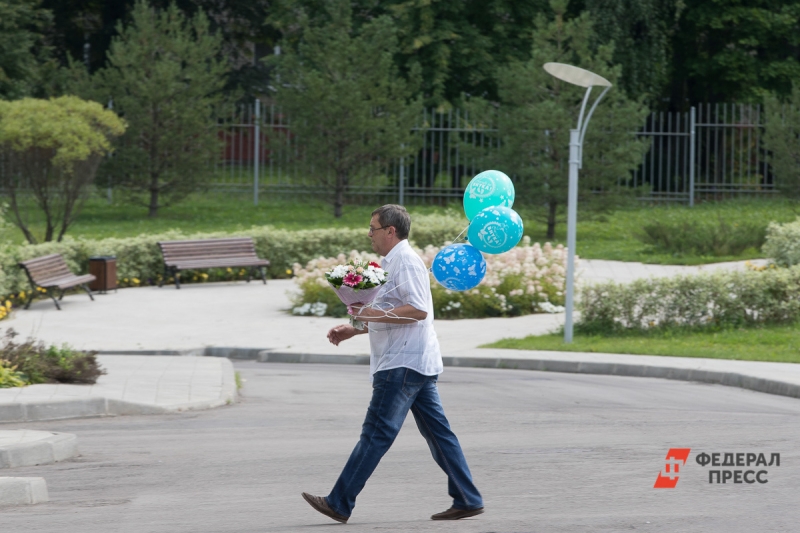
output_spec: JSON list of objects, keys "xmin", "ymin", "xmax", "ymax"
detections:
[{"xmin": 88, "ymin": 256, "xmax": 117, "ymax": 293}]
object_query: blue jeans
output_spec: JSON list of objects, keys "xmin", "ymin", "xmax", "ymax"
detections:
[{"xmin": 326, "ymin": 367, "xmax": 483, "ymax": 517}]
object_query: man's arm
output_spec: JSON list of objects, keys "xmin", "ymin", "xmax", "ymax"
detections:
[
  {"xmin": 349, "ymin": 304, "xmax": 427, "ymax": 324},
  {"xmin": 327, "ymin": 324, "xmax": 368, "ymax": 346}
]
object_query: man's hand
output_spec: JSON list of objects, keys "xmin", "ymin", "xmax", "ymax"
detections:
[{"xmin": 327, "ymin": 324, "xmax": 362, "ymax": 346}]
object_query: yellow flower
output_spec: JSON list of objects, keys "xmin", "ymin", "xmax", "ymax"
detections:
[
  {"xmin": 227, "ymin": 268, "xmax": 233, "ymax": 273},
  {"xmin": 19, "ymin": 291, "xmax": 25, "ymax": 299},
  {"xmin": 4, "ymin": 300, "xmax": 11, "ymax": 309},
  {"xmin": 201, "ymin": 273, "xmax": 208, "ymax": 279},
  {"xmin": 285, "ymin": 269, "xmax": 292, "ymax": 275},
  {"xmin": 132, "ymin": 278, "xmax": 140, "ymax": 285}
]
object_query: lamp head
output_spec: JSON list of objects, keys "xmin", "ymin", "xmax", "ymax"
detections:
[{"xmin": 543, "ymin": 63, "xmax": 612, "ymax": 88}]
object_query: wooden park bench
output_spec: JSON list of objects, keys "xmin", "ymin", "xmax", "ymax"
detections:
[
  {"xmin": 18, "ymin": 254, "xmax": 96, "ymax": 310},
  {"xmin": 157, "ymin": 237, "xmax": 270, "ymax": 289}
]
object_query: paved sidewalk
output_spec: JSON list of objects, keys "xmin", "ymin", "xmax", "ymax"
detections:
[{"xmin": 0, "ymin": 356, "xmax": 237, "ymax": 424}]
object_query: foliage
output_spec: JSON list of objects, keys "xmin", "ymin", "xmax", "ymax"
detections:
[
  {"xmin": 0, "ymin": 359, "xmax": 28, "ymax": 388},
  {"xmin": 407, "ymin": 210, "xmax": 469, "ymax": 248},
  {"xmin": 763, "ymin": 218, "xmax": 800, "ymax": 267},
  {"xmin": 465, "ymin": 0, "xmax": 649, "ymax": 240},
  {"xmin": 666, "ymin": 0, "xmax": 800, "ymax": 105},
  {"xmin": 638, "ymin": 215, "xmax": 766, "ymax": 257},
  {"xmin": 579, "ymin": 266, "xmax": 800, "ymax": 333},
  {"xmin": 0, "ymin": 328, "xmax": 105, "ymax": 386},
  {"xmin": 0, "ymin": 96, "xmax": 126, "ymax": 243},
  {"xmin": 581, "ymin": 0, "xmax": 680, "ymax": 101},
  {"xmin": 268, "ymin": 0, "xmax": 423, "ymax": 218},
  {"xmin": 0, "ymin": 0, "xmax": 52, "ymax": 99},
  {"xmin": 291, "ymin": 237, "xmax": 570, "ymax": 319},
  {"xmin": 68, "ymin": 0, "xmax": 230, "ymax": 218},
  {"xmin": 486, "ymin": 323, "xmax": 800, "ymax": 364},
  {"xmin": 763, "ymin": 83, "xmax": 800, "ymax": 198}
]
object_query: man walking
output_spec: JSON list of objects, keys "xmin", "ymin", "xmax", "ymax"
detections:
[{"xmin": 302, "ymin": 204, "xmax": 484, "ymax": 524}]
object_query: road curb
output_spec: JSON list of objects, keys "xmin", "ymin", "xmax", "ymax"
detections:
[
  {"xmin": 254, "ymin": 351, "xmax": 800, "ymax": 401},
  {"xmin": 0, "ymin": 358, "xmax": 238, "ymax": 424},
  {"xmin": 0, "ymin": 431, "xmax": 79, "ymax": 469},
  {"xmin": 0, "ymin": 477, "xmax": 48, "ymax": 505}
]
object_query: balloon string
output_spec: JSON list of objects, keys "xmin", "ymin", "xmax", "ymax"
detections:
[{"xmin": 452, "ymin": 225, "xmax": 469, "ymax": 244}]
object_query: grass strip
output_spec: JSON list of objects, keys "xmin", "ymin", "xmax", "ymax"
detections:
[{"xmin": 483, "ymin": 324, "xmax": 800, "ymax": 364}]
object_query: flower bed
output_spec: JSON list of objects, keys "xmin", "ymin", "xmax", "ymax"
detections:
[{"xmin": 291, "ymin": 237, "xmax": 571, "ymax": 319}]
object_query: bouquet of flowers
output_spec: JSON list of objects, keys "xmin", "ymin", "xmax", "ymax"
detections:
[{"xmin": 326, "ymin": 259, "xmax": 389, "ymax": 329}]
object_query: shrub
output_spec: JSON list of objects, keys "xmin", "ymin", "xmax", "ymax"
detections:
[
  {"xmin": 638, "ymin": 214, "xmax": 766, "ymax": 257},
  {"xmin": 408, "ymin": 210, "xmax": 470, "ymax": 248},
  {"xmin": 0, "ymin": 329, "xmax": 106, "ymax": 386},
  {"xmin": 763, "ymin": 218, "xmax": 800, "ymax": 267},
  {"xmin": 579, "ymin": 266, "xmax": 800, "ymax": 333},
  {"xmin": 291, "ymin": 237, "xmax": 570, "ymax": 319}
]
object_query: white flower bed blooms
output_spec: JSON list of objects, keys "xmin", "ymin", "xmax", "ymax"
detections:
[{"xmin": 291, "ymin": 238, "xmax": 573, "ymax": 319}]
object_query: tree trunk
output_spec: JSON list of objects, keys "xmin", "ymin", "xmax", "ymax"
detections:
[
  {"xmin": 149, "ymin": 173, "xmax": 160, "ymax": 218},
  {"xmin": 333, "ymin": 173, "xmax": 347, "ymax": 218},
  {"xmin": 546, "ymin": 200, "xmax": 558, "ymax": 240}
]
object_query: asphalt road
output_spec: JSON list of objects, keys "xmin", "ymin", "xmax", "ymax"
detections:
[{"xmin": 2, "ymin": 362, "xmax": 799, "ymax": 532}]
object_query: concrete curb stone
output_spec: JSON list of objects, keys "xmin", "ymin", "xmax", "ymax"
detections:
[
  {"xmin": 0, "ymin": 431, "xmax": 79, "ymax": 469},
  {"xmin": 0, "ymin": 477, "xmax": 48, "ymax": 505}
]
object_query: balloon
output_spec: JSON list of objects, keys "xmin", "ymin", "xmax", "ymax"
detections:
[
  {"xmin": 431, "ymin": 243, "xmax": 486, "ymax": 291},
  {"xmin": 463, "ymin": 170, "xmax": 515, "ymax": 221},
  {"xmin": 467, "ymin": 206, "xmax": 524, "ymax": 254}
]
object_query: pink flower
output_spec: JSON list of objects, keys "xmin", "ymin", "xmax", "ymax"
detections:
[{"xmin": 343, "ymin": 272, "xmax": 363, "ymax": 287}]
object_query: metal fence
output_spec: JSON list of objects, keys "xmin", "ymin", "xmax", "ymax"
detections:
[{"xmin": 216, "ymin": 101, "xmax": 776, "ymax": 206}]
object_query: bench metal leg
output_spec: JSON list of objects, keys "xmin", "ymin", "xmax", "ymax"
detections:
[
  {"xmin": 81, "ymin": 284, "xmax": 95, "ymax": 301},
  {"xmin": 175, "ymin": 271, "xmax": 181, "ymax": 289},
  {"xmin": 48, "ymin": 290, "xmax": 61, "ymax": 311},
  {"xmin": 260, "ymin": 267, "xmax": 267, "ymax": 284},
  {"xmin": 24, "ymin": 288, "xmax": 35, "ymax": 310}
]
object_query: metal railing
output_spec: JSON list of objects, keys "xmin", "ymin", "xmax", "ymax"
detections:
[{"xmin": 215, "ymin": 101, "xmax": 776, "ymax": 206}]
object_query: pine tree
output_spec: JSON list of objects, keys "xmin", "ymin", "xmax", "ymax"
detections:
[
  {"xmin": 268, "ymin": 0, "xmax": 423, "ymax": 218},
  {"xmin": 468, "ymin": 0, "xmax": 649, "ymax": 239},
  {"xmin": 71, "ymin": 1, "xmax": 230, "ymax": 217},
  {"xmin": 764, "ymin": 84, "xmax": 800, "ymax": 198}
]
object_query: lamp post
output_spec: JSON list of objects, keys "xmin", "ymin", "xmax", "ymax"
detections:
[{"xmin": 542, "ymin": 63, "xmax": 612, "ymax": 343}]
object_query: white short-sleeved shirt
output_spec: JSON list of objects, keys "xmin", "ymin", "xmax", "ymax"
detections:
[{"xmin": 368, "ymin": 239, "xmax": 443, "ymax": 377}]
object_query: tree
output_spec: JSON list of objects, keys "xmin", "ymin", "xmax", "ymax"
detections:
[
  {"xmin": 665, "ymin": 0, "xmax": 800, "ymax": 107},
  {"xmin": 466, "ymin": 0, "xmax": 649, "ymax": 239},
  {"xmin": 764, "ymin": 84, "xmax": 800, "ymax": 198},
  {"xmin": 269, "ymin": 0, "xmax": 423, "ymax": 218},
  {"xmin": 579, "ymin": 0, "xmax": 680, "ymax": 102},
  {"xmin": 0, "ymin": 0, "xmax": 52, "ymax": 99},
  {"xmin": 72, "ymin": 1, "xmax": 230, "ymax": 217},
  {"xmin": 0, "ymin": 96, "xmax": 125, "ymax": 243},
  {"xmin": 269, "ymin": 0, "xmax": 549, "ymax": 107}
]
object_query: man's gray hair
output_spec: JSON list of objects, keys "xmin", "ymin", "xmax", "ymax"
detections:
[{"xmin": 372, "ymin": 204, "xmax": 411, "ymax": 240}]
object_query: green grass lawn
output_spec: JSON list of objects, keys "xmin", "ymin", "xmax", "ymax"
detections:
[
  {"xmin": 484, "ymin": 324, "xmax": 800, "ymax": 363},
  {"xmin": 2, "ymin": 193, "xmax": 797, "ymax": 266}
]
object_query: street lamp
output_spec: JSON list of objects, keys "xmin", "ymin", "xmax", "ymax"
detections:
[{"xmin": 542, "ymin": 63, "xmax": 612, "ymax": 343}]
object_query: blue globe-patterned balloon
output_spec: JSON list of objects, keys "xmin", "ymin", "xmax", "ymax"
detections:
[
  {"xmin": 431, "ymin": 243, "xmax": 487, "ymax": 291},
  {"xmin": 463, "ymin": 170, "xmax": 515, "ymax": 221},
  {"xmin": 467, "ymin": 206, "xmax": 524, "ymax": 254}
]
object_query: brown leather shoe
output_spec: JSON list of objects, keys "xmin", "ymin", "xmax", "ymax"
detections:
[
  {"xmin": 301, "ymin": 492, "xmax": 348, "ymax": 524},
  {"xmin": 431, "ymin": 506, "xmax": 485, "ymax": 520}
]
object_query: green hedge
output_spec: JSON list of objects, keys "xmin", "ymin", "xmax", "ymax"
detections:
[
  {"xmin": 763, "ymin": 218, "xmax": 800, "ymax": 267},
  {"xmin": 0, "ymin": 226, "xmax": 371, "ymax": 297},
  {"xmin": 579, "ymin": 266, "xmax": 800, "ymax": 333}
]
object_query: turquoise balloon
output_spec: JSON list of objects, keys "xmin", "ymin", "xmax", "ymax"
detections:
[
  {"xmin": 467, "ymin": 206, "xmax": 524, "ymax": 254},
  {"xmin": 463, "ymin": 170, "xmax": 515, "ymax": 221}
]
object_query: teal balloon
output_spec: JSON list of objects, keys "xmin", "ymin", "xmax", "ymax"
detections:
[
  {"xmin": 467, "ymin": 206, "xmax": 524, "ymax": 254},
  {"xmin": 463, "ymin": 170, "xmax": 515, "ymax": 221}
]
